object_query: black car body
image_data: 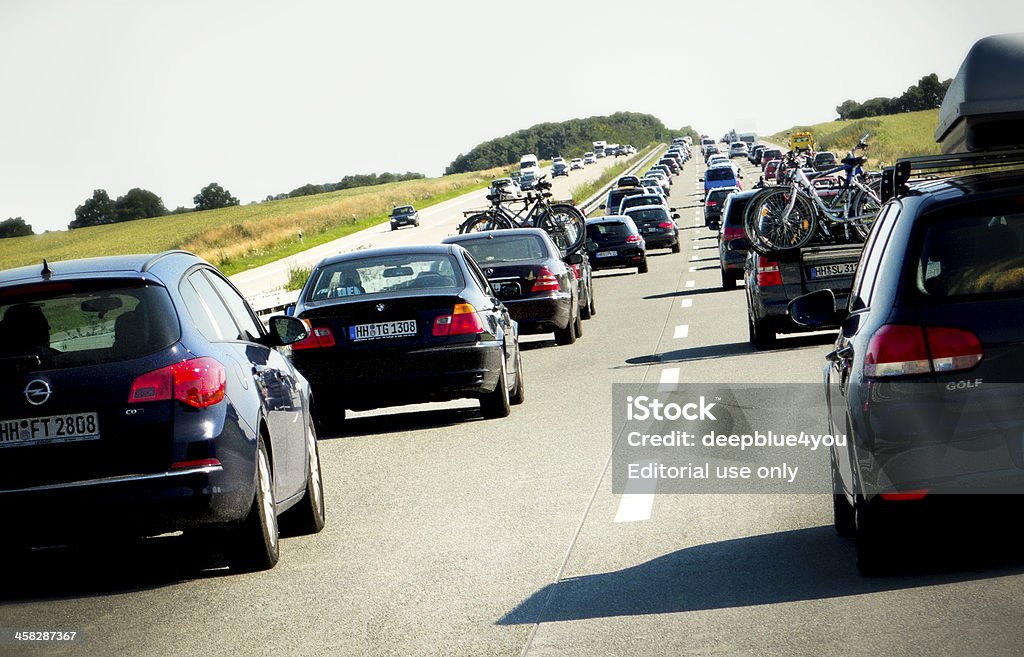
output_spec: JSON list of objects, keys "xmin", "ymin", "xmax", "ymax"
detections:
[
  {"xmin": 586, "ymin": 216, "xmax": 648, "ymax": 273},
  {"xmin": 624, "ymin": 205, "xmax": 680, "ymax": 253},
  {"xmin": 716, "ymin": 190, "xmax": 755, "ymax": 288},
  {"xmin": 703, "ymin": 186, "xmax": 739, "ymax": 227},
  {"xmin": 442, "ymin": 229, "xmax": 583, "ymax": 344},
  {"xmin": 601, "ymin": 187, "xmax": 645, "ymax": 216},
  {"xmin": 0, "ymin": 251, "xmax": 322, "ymax": 569},
  {"xmin": 290, "ymin": 245, "xmax": 524, "ymax": 428},
  {"xmin": 748, "ymin": 144, "xmax": 766, "ymax": 165},
  {"xmin": 812, "ymin": 151, "xmax": 837, "ymax": 171},
  {"xmin": 390, "ymin": 205, "xmax": 420, "ymax": 230},
  {"xmin": 552, "ymin": 162, "xmax": 569, "ymax": 177}
]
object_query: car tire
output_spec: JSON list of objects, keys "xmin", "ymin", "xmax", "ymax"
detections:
[
  {"xmin": 229, "ymin": 437, "xmax": 279, "ymax": 572},
  {"xmin": 721, "ymin": 268, "xmax": 736, "ymax": 290},
  {"xmin": 554, "ymin": 312, "xmax": 577, "ymax": 345},
  {"xmin": 480, "ymin": 354, "xmax": 511, "ymax": 419},
  {"xmin": 415, "ymin": 221, "xmax": 420, "ymax": 227},
  {"xmin": 748, "ymin": 312, "xmax": 776, "ymax": 350},
  {"xmin": 573, "ymin": 308, "xmax": 583, "ymax": 339},
  {"xmin": 588, "ymin": 286, "xmax": 597, "ymax": 317},
  {"xmin": 671, "ymin": 241, "xmax": 681, "ymax": 254},
  {"xmin": 832, "ymin": 457, "xmax": 855, "ymax": 537},
  {"xmin": 510, "ymin": 348, "xmax": 526, "ymax": 406},
  {"xmin": 390, "ymin": 225, "xmax": 396, "ymax": 231},
  {"xmin": 279, "ymin": 419, "xmax": 326, "ymax": 537},
  {"xmin": 855, "ymin": 500, "xmax": 887, "ymax": 576},
  {"xmin": 638, "ymin": 257, "xmax": 649, "ymax": 274},
  {"xmin": 580, "ymin": 286, "xmax": 592, "ymax": 320}
]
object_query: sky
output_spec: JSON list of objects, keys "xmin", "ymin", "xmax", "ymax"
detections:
[{"xmin": 2, "ymin": 0, "xmax": 1023, "ymax": 233}]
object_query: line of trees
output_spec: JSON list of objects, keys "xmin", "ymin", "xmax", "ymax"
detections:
[
  {"xmin": 835, "ymin": 74, "xmax": 952, "ymax": 121},
  {"xmin": 445, "ymin": 112, "xmax": 700, "ymax": 174},
  {"xmin": 0, "ymin": 217, "xmax": 33, "ymax": 238},
  {"xmin": 265, "ymin": 171, "xmax": 426, "ymax": 202}
]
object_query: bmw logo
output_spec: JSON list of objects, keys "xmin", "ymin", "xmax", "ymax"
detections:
[
  {"xmin": 24, "ymin": 379, "xmax": 52, "ymax": 406},
  {"xmin": 376, "ymin": 303, "xmax": 386, "ymax": 312}
]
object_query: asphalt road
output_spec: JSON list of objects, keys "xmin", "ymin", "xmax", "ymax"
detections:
[{"xmin": 5, "ymin": 150, "xmax": 1024, "ymax": 657}]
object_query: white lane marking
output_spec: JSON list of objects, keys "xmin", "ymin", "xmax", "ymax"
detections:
[
  {"xmin": 657, "ymin": 367, "xmax": 680, "ymax": 392},
  {"xmin": 673, "ymin": 324, "xmax": 689, "ymax": 339},
  {"xmin": 690, "ymin": 254, "xmax": 699, "ymax": 261},
  {"xmin": 685, "ymin": 280, "xmax": 695, "ymax": 288},
  {"xmin": 689, "ymin": 266, "xmax": 697, "ymax": 272},
  {"xmin": 680, "ymin": 298, "xmax": 693, "ymax": 308},
  {"xmin": 614, "ymin": 490, "xmax": 656, "ymax": 523}
]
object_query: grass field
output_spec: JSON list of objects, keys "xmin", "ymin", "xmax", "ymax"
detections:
[
  {"xmin": 767, "ymin": 109, "xmax": 941, "ymax": 168},
  {"xmin": 0, "ymin": 165, "xmax": 512, "ymax": 276}
]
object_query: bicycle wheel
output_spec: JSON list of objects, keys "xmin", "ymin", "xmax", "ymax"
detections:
[
  {"xmin": 850, "ymin": 183, "xmax": 882, "ymax": 241},
  {"xmin": 459, "ymin": 212, "xmax": 513, "ymax": 234},
  {"xmin": 743, "ymin": 187, "xmax": 817, "ymax": 253},
  {"xmin": 538, "ymin": 203, "xmax": 586, "ymax": 253}
]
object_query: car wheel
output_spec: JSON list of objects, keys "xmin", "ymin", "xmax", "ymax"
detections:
[
  {"xmin": 748, "ymin": 313, "xmax": 775, "ymax": 350},
  {"xmin": 580, "ymin": 286, "xmax": 592, "ymax": 320},
  {"xmin": 855, "ymin": 500, "xmax": 887, "ymax": 576},
  {"xmin": 390, "ymin": 225, "xmax": 396, "ymax": 231},
  {"xmin": 721, "ymin": 268, "xmax": 736, "ymax": 290},
  {"xmin": 229, "ymin": 437, "xmax": 279, "ymax": 572},
  {"xmin": 671, "ymin": 241, "xmax": 681, "ymax": 254},
  {"xmin": 279, "ymin": 418, "xmax": 326, "ymax": 537},
  {"xmin": 573, "ymin": 308, "xmax": 583, "ymax": 339},
  {"xmin": 480, "ymin": 354, "xmax": 511, "ymax": 418},
  {"xmin": 415, "ymin": 221, "xmax": 420, "ymax": 227},
  {"xmin": 510, "ymin": 348, "xmax": 526, "ymax": 406},
  {"xmin": 554, "ymin": 311, "xmax": 577, "ymax": 345},
  {"xmin": 588, "ymin": 285, "xmax": 597, "ymax": 317},
  {"xmin": 832, "ymin": 456, "xmax": 855, "ymax": 537},
  {"xmin": 638, "ymin": 257, "xmax": 649, "ymax": 274}
]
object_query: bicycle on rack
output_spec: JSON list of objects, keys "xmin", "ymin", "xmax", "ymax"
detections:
[
  {"xmin": 743, "ymin": 134, "xmax": 882, "ymax": 253},
  {"xmin": 457, "ymin": 175, "xmax": 587, "ymax": 253}
]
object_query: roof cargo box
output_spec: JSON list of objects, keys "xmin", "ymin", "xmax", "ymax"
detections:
[{"xmin": 936, "ymin": 33, "xmax": 1024, "ymax": 154}]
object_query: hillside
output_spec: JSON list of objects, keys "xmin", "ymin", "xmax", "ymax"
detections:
[{"xmin": 767, "ymin": 109, "xmax": 941, "ymax": 167}]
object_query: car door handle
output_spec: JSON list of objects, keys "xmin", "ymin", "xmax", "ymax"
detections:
[{"xmin": 826, "ymin": 344, "xmax": 854, "ymax": 362}]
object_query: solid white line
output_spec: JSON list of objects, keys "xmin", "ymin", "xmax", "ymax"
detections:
[
  {"xmin": 685, "ymin": 280, "xmax": 695, "ymax": 288},
  {"xmin": 680, "ymin": 298, "xmax": 693, "ymax": 308},
  {"xmin": 614, "ymin": 492, "xmax": 655, "ymax": 523},
  {"xmin": 673, "ymin": 324, "xmax": 689, "ymax": 339}
]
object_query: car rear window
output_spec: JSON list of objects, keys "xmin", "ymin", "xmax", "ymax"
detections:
[
  {"xmin": 621, "ymin": 196, "xmax": 662, "ymax": 211},
  {"xmin": 709, "ymin": 189, "xmax": 733, "ymax": 203},
  {"xmin": 707, "ymin": 168, "xmax": 737, "ymax": 182},
  {"xmin": 587, "ymin": 221, "xmax": 631, "ymax": 242},
  {"xmin": 917, "ymin": 211, "xmax": 1024, "ymax": 298},
  {"xmin": 308, "ymin": 254, "xmax": 464, "ymax": 301},
  {"xmin": 0, "ymin": 281, "xmax": 180, "ymax": 368},
  {"xmin": 456, "ymin": 235, "xmax": 548, "ymax": 264},
  {"xmin": 626, "ymin": 208, "xmax": 669, "ymax": 223}
]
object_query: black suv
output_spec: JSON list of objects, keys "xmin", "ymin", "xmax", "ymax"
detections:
[
  {"xmin": 0, "ymin": 251, "xmax": 323, "ymax": 570},
  {"xmin": 389, "ymin": 205, "xmax": 420, "ymax": 230}
]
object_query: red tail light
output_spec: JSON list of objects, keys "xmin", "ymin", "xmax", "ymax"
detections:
[
  {"xmin": 755, "ymin": 256, "xmax": 782, "ymax": 286},
  {"xmin": 706, "ymin": 201, "xmax": 718, "ymax": 207},
  {"xmin": 292, "ymin": 325, "xmax": 335, "ymax": 350},
  {"xmin": 864, "ymin": 325, "xmax": 983, "ymax": 378},
  {"xmin": 880, "ymin": 489, "xmax": 929, "ymax": 501},
  {"xmin": 570, "ymin": 264, "xmax": 581, "ymax": 279},
  {"xmin": 658, "ymin": 221, "xmax": 674, "ymax": 229},
  {"xmin": 626, "ymin": 234, "xmax": 642, "ymax": 244},
  {"xmin": 531, "ymin": 267, "xmax": 560, "ymax": 292},
  {"xmin": 128, "ymin": 357, "xmax": 226, "ymax": 408},
  {"xmin": 433, "ymin": 303, "xmax": 484, "ymax": 337},
  {"xmin": 722, "ymin": 227, "xmax": 745, "ymax": 241},
  {"xmin": 171, "ymin": 458, "xmax": 222, "ymax": 470}
]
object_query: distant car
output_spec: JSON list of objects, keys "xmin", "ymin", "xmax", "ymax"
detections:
[
  {"xmin": 717, "ymin": 189, "xmax": 756, "ymax": 288},
  {"xmin": 643, "ymin": 172, "xmax": 671, "ymax": 195},
  {"xmin": 390, "ymin": 205, "xmax": 420, "ymax": 230},
  {"xmin": 619, "ymin": 193, "xmax": 671, "ymax": 215},
  {"xmin": 552, "ymin": 156, "xmax": 566, "ymax": 165},
  {"xmin": 707, "ymin": 154, "xmax": 731, "ymax": 168},
  {"xmin": 729, "ymin": 142, "xmax": 749, "ymax": 157},
  {"xmin": 290, "ymin": 245, "xmax": 525, "ymax": 428},
  {"xmin": 489, "ymin": 178, "xmax": 523, "ymax": 200},
  {"xmin": 584, "ymin": 152, "xmax": 597, "ymax": 164},
  {"xmin": 442, "ymin": 229, "xmax": 584, "ymax": 345},
  {"xmin": 623, "ymin": 205, "xmax": 681, "ymax": 253},
  {"xmin": 552, "ymin": 161, "xmax": 569, "ymax": 177},
  {"xmin": 702, "ymin": 165, "xmax": 743, "ymax": 196},
  {"xmin": 760, "ymin": 148, "xmax": 783, "ymax": 169},
  {"xmin": 617, "ymin": 175, "xmax": 642, "ymax": 188},
  {"xmin": 659, "ymin": 157, "xmax": 682, "ymax": 174},
  {"xmin": 570, "ymin": 158, "xmax": 584, "ymax": 170},
  {"xmin": 519, "ymin": 171, "xmax": 539, "ymax": 190},
  {"xmin": 601, "ymin": 187, "xmax": 645, "ymax": 216},
  {"xmin": 748, "ymin": 144, "xmax": 767, "ymax": 165},
  {"xmin": 763, "ymin": 159, "xmax": 782, "ymax": 181},
  {"xmin": 585, "ymin": 216, "xmax": 648, "ymax": 274},
  {"xmin": 704, "ymin": 185, "xmax": 739, "ymax": 227},
  {"xmin": 812, "ymin": 151, "xmax": 838, "ymax": 171},
  {"xmin": 649, "ymin": 165, "xmax": 673, "ymax": 180},
  {"xmin": 0, "ymin": 251, "xmax": 322, "ymax": 570}
]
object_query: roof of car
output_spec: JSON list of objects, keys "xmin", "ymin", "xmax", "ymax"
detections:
[
  {"xmin": 587, "ymin": 215, "xmax": 636, "ymax": 226},
  {"xmin": 315, "ymin": 244, "xmax": 457, "ymax": 269},
  {"xmin": 903, "ymin": 168, "xmax": 1024, "ymax": 208},
  {"xmin": 0, "ymin": 250, "xmax": 201, "ymax": 287},
  {"xmin": 441, "ymin": 228, "xmax": 551, "ymax": 244},
  {"xmin": 624, "ymin": 204, "xmax": 669, "ymax": 214}
]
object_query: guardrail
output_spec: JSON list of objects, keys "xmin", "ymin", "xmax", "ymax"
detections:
[{"xmin": 578, "ymin": 144, "xmax": 667, "ymax": 215}]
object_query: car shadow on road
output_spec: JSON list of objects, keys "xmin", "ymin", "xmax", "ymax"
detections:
[
  {"xmin": 619, "ymin": 334, "xmax": 837, "ymax": 368},
  {"xmin": 321, "ymin": 405, "xmax": 481, "ymax": 440},
  {"xmin": 497, "ymin": 525, "xmax": 1024, "ymax": 625},
  {"xmin": 593, "ymin": 271, "xmax": 641, "ymax": 279}
]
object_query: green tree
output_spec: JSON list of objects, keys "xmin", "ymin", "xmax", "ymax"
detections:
[
  {"xmin": 114, "ymin": 188, "xmax": 167, "ymax": 223},
  {"xmin": 194, "ymin": 182, "xmax": 240, "ymax": 211},
  {"xmin": 69, "ymin": 189, "xmax": 117, "ymax": 229},
  {"xmin": 0, "ymin": 217, "xmax": 33, "ymax": 238}
]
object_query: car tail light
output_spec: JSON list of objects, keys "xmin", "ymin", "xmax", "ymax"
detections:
[
  {"xmin": 880, "ymin": 489, "xmax": 929, "ymax": 501},
  {"xmin": 626, "ymin": 234, "xmax": 642, "ymax": 244},
  {"xmin": 722, "ymin": 227, "xmax": 745, "ymax": 241},
  {"xmin": 433, "ymin": 303, "xmax": 484, "ymax": 337},
  {"xmin": 531, "ymin": 267, "xmax": 560, "ymax": 292},
  {"xmin": 570, "ymin": 264, "xmax": 581, "ymax": 279},
  {"xmin": 128, "ymin": 357, "xmax": 226, "ymax": 408},
  {"xmin": 171, "ymin": 458, "xmax": 222, "ymax": 470},
  {"xmin": 864, "ymin": 325, "xmax": 983, "ymax": 378},
  {"xmin": 292, "ymin": 325, "xmax": 335, "ymax": 350},
  {"xmin": 755, "ymin": 256, "xmax": 782, "ymax": 286},
  {"xmin": 659, "ymin": 221, "xmax": 674, "ymax": 229},
  {"xmin": 706, "ymin": 201, "xmax": 718, "ymax": 207}
]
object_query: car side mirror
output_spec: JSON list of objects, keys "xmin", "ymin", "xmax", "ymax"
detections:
[
  {"xmin": 565, "ymin": 252, "xmax": 584, "ymax": 265},
  {"xmin": 672, "ymin": 213, "xmax": 680, "ymax": 220},
  {"xmin": 267, "ymin": 315, "xmax": 309, "ymax": 346},
  {"xmin": 787, "ymin": 289, "xmax": 837, "ymax": 328},
  {"xmin": 698, "ymin": 177, "xmax": 704, "ymax": 182}
]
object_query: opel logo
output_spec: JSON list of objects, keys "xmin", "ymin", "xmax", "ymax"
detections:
[
  {"xmin": 24, "ymin": 379, "xmax": 52, "ymax": 406},
  {"xmin": 484, "ymin": 268, "xmax": 494, "ymax": 276},
  {"xmin": 376, "ymin": 303, "xmax": 386, "ymax": 313}
]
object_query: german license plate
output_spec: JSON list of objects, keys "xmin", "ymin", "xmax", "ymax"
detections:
[
  {"xmin": 0, "ymin": 412, "xmax": 100, "ymax": 448},
  {"xmin": 596, "ymin": 250, "xmax": 617, "ymax": 258},
  {"xmin": 349, "ymin": 320, "xmax": 417, "ymax": 341},
  {"xmin": 809, "ymin": 263, "xmax": 857, "ymax": 279}
]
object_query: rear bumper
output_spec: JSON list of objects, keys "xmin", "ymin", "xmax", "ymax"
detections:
[
  {"xmin": 642, "ymin": 232, "xmax": 678, "ymax": 249},
  {"xmin": 588, "ymin": 247, "xmax": 646, "ymax": 270},
  {"xmin": 297, "ymin": 342, "xmax": 504, "ymax": 411},
  {"xmin": 503, "ymin": 293, "xmax": 572, "ymax": 333}
]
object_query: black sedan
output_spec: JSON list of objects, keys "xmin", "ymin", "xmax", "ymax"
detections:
[
  {"xmin": 0, "ymin": 252, "xmax": 322, "ymax": 570},
  {"xmin": 443, "ymin": 229, "xmax": 583, "ymax": 345},
  {"xmin": 585, "ymin": 216, "xmax": 648, "ymax": 274},
  {"xmin": 289, "ymin": 245, "xmax": 524, "ymax": 431}
]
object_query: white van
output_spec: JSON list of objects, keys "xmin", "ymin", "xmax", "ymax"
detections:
[{"xmin": 519, "ymin": 153, "xmax": 540, "ymax": 173}]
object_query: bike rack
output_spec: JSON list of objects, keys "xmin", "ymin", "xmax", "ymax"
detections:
[{"xmin": 881, "ymin": 149, "xmax": 1024, "ymax": 202}]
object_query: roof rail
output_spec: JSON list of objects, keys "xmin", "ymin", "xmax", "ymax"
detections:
[
  {"xmin": 880, "ymin": 149, "xmax": 1024, "ymax": 202},
  {"xmin": 141, "ymin": 250, "xmax": 198, "ymax": 273}
]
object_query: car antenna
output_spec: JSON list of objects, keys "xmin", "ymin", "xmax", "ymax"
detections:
[{"xmin": 41, "ymin": 259, "xmax": 52, "ymax": 279}]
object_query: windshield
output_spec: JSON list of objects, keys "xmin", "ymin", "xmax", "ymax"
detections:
[
  {"xmin": 307, "ymin": 254, "xmax": 463, "ymax": 301},
  {"xmin": 0, "ymin": 281, "xmax": 180, "ymax": 368},
  {"xmin": 707, "ymin": 168, "xmax": 736, "ymax": 181},
  {"xmin": 391, "ymin": 206, "xmax": 414, "ymax": 215},
  {"xmin": 917, "ymin": 211, "xmax": 1024, "ymax": 298},
  {"xmin": 457, "ymin": 235, "xmax": 548, "ymax": 264}
]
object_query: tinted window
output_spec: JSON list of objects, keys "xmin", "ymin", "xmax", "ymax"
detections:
[
  {"xmin": 307, "ymin": 254, "xmax": 464, "ymax": 302},
  {"xmin": 850, "ymin": 204, "xmax": 899, "ymax": 310},
  {"xmin": 0, "ymin": 282, "xmax": 179, "ymax": 367},
  {"xmin": 621, "ymin": 196, "xmax": 663, "ymax": 211},
  {"xmin": 917, "ymin": 211, "xmax": 1024, "ymax": 298},
  {"xmin": 587, "ymin": 221, "xmax": 632, "ymax": 242},
  {"xmin": 185, "ymin": 271, "xmax": 242, "ymax": 341},
  {"xmin": 203, "ymin": 271, "xmax": 263, "ymax": 342},
  {"xmin": 707, "ymin": 168, "xmax": 737, "ymax": 182},
  {"xmin": 392, "ymin": 206, "xmax": 414, "ymax": 215},
  {"xmin": 626, "ymin": 208, "xmax": 669, "ymax": 223},
  {"xmin": 456, "ymin": 235, "xmax": 548, "ymax": 264}
]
